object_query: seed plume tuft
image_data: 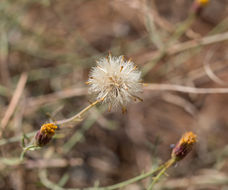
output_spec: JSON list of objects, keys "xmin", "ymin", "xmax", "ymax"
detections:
[{"xmin": 87, "ymin": 55, "xmax": 142, "ymax": 110}]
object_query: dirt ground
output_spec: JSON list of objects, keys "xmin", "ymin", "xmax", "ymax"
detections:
[{"xmin": 1, "ymin": 0, "xmax": 228, "ymax": 189}]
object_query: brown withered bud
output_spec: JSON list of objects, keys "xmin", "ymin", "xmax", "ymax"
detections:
[
  {"xmin": 190, "ymin": 0, "xmax": 209, "ymax": 15},
  {"xmin": 35, "ymin": 123, "xmax": 58, "ymax": 147},
  {"xmin": 171, "ymin": 132, "xmax": 197, "ymax": 162}
]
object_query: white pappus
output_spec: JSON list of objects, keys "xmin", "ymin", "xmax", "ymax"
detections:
[{"xmin": 87, "ymin": 55, "xmax": 143, "ymax": 112}]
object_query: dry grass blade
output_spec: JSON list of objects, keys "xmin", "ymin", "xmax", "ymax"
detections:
[
  {"xmin": 26, "ymin": 158, "xmax": 83, "ymax": 169},
  {"xmin": 26, "ymin": 87, "xmax": 88, "ymax": 114},
  {"xmin": 142, "ymin": 31, "xmax": 228, "ymax": 65},
  {"xmin": 156, "ymin": 170, "xmax": 228, "ymax": 189},
  {"xmin": 144, "ymin": 83, "xmax": 228, "ymax": 94},
  {"xmin": 0, "ymin": 73, "xmax": 28, "ymax": 136},
  {"xmin": 168, "ymin": 31, "xmax": 228, "ymax": 55},
  {"xmin": 203, "ymin": 49, "xmax": 226, "ymax": 85}
]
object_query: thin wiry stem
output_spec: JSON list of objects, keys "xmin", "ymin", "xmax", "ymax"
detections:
[
  {"xmin": 144, "ymin": 83, "xmax": 228, "ymax": 94},
  {"xmin": 0, "ymin": 131, "xmax": 36, "ymax": 146},
  {"xmin": 142, "ymin": 13, "xmax": 196, "ymax": 76},
  {"xmin": 20, "ymin": 145, "xmax": 40, "ymax": 161},
  {"xmin": 56, "ymin": 96, "xmax": 105, "ymax": 125},
  {"xmin": 0, "ymin": 72, "xmax": 27, "ymax": 136},
  {"xmin": 95, "ymin": 164, "xmax": 164, "ymax": 190},
  {"xmin": 147, "ymin": 158, "xmax": 176, "ymax": 190},
  {"xmin": 39, "ymin": 163, "xmax": 166, "ymax": 190}
]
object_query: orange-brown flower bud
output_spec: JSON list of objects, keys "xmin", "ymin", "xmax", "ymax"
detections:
[
  {"xmin": 172, "ymin": 132, "xmax": 197, "ymax": 161},
  {"xmin": 35, "ymin": 123, "xmax": 58, "ymax": 147},
  {"xmin": 191, "ymin": 0, "xmax": 210, "ymax": 15}
]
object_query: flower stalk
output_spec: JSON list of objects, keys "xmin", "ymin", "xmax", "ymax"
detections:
[
  {"xmin": 147, "ymin": 158, "xmax": 176, "ymax": 190},
  {"xmin": 20, "ymin": 144, "xmax": 40, "ymax": 161},
  {"xmin": 55, "ymin": 96, "xmax": 106, "ymax": 125},
  {"xmin": 20, "ymin": 123, "xmax": 58, "ymax": 160},
  {"xmin": 39, "ymin": 132, "xmax": 197, "ymax": 190},
  {"xmin": 147, "ymin": 132, "xmax": 197, "ymax": 189}
]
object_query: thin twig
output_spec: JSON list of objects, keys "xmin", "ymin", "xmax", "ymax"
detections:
[
  {"xmin": 0, "ymin": 73, "xmax": 28, "ymax": 136},
  {"xmin": 141, "ymin": 31, "xmax": 228, "ymax": 70},
  {"xmin": 147, "ymin": 158, "xmax": 175, "ymax": 190},
  {"xmin": 56, "ymin": 97, "xmax": 105, "ymax": 125},
  {"xmin": 168, "ymin": 31, "xmax": 228, "ymax": 55},
  {"xmin": 27, "ymin": 87, "xmax": 88, "ymax": 108},
  {"xmin": 144, "ymin": 83, "xmax": 228, "ymax": 94},
  {"xmin": 156, "ymin": 170, "xmax": 228, "ymax": 189},
  {"xmin": 161, "ymin": 93, "xmax": 198, "ymax": 116},
  {"xmin": 203, "ymin": 48, "xmax": 225, "ymax": 85},
  {"xmin": 0, "ymin": 23, "xmax": 11, "ymax": 87},
  {"xmin": 25, "ymin": 158, "xmax": 83, "ymax": 169},
  {"xmin": 39, "ymin": 163, "xmax": 165, "ymax": 190}
]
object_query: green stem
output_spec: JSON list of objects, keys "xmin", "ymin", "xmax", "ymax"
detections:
[
  {"xmin": 89, "ymin": 164, "xmax": 165, "ymax": 190},
  {"xmin": 20, "ymin": 144, "xmax": 39, "ymax": 161},
  {"xmin": 168, "ymin": 13, "xmax": 196, "ymax": 45},
  {"xmin": 39, "ymin": 163, "xmax": 166, "ymax": 190},
  {"xmin": 147, "ymin": 158, "xmax": 176, "ymax": 190}
]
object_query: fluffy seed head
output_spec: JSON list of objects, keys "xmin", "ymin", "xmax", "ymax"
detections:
[{"xmin": 88, "ymin": 55, "xmax": 142, "ymax": 110}]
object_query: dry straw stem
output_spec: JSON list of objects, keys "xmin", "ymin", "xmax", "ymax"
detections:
[
  {"xmin": 161, "ymin": 93, "xmax": 198, "ymax": 116},
  {"xmin": 0, "ymin": 72, "xmax": 27, "ymax": 136},
  {"xmin": 144, "ymin": 83, "xmax": 228, "ymax": 94},
  {"xmin": 55, "ymin": 97, "xmax": 105, "ymax": 125},
  {"xmin": 62, "ymin": 106, "xmax": 107, "ymax": 154},
  {"xmin": 25, "ymin": 158, "xmax": 83, "ymax": 169},
  {"xmin": 26, "ymin": 87, "xmax": 88, "ymax": 111},
  {"xmin": 142, "ymin": 31, "xmax": 228, "ymax": 74},
  {"xmin": 156, "ymin": 170, "xmax": 228, "ymax": 189},
  {"xmin": 203, "ymin": 49, "xmax": 226, "ymax": 85},
  {"xmin": 0, "ymin": 23, "xmax": 11, "ymax": 87},
  {"xmin": 168, "ymin": 31, "xmax": 228, "ymax": 55}
]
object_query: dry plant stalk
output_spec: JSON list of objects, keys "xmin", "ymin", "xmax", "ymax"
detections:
[
  {"xmin": 38, "ymin": 132, "xmax": 197, "ymax": 190},
  {"xmin": 21, "ymin": 55, "xmax": 142, "ymax": 159},
  {"xmin": 147, "ymin": 132, "xmax": 197, "ymax": 190},
  {"xmin": 144, "ymin": 83, "xmax": 228, "ymax": 94},
  {"xmin": 0, "ymin": 72, "xmax": 27, "ymax": 137}
]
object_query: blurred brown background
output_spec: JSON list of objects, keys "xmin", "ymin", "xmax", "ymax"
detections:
[{"xmin": 1, "ymin": 0, "xmax": 228, "ymax": 189}]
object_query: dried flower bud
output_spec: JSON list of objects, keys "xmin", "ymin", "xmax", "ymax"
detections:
[
  {"xmin": 87, "ymin": 55, "xmax": 142, "ymax": 111},
  {"xmin": 171, "ymin": 132, "xmax": 197, "ymax": 161},
  {"xmin": 35, "ymin": 123, "xmax": 58, "ymax": 147},
  {"xmin": 191, "ymin": 0, "xmax": 209, "ymax": 15},
  {"xmin": 197, "ymin": 0, "xmax": 209, "ymax": 6}
]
